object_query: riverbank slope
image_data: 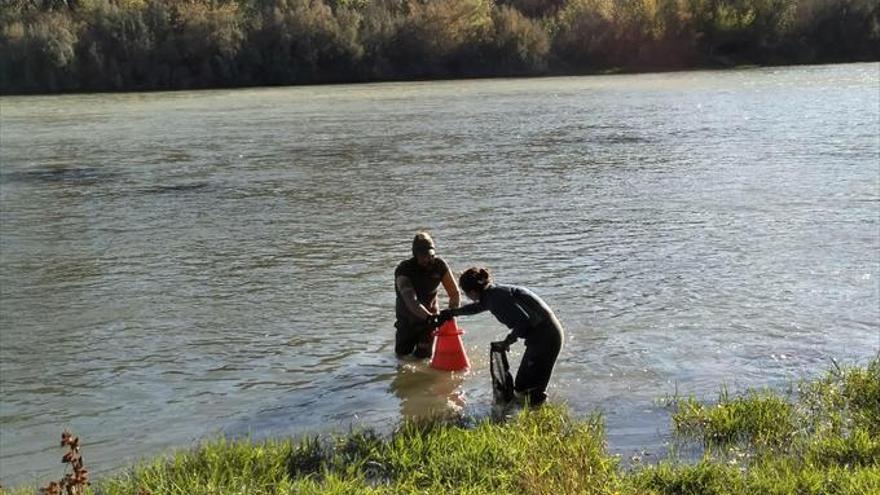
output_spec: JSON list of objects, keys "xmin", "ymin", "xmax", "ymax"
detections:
[{"xmin": 6, "ymin": 356, "xmax": 877, "ymax": 494}]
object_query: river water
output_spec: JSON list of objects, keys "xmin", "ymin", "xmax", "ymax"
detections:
[{"xmin": 1, "ymin": 63, "xmax": 878, "ymax": 486}]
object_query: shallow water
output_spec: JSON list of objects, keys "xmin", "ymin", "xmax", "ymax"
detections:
[{"xmin": 1, "ymin": 63, "xmax": 878, "ymax": 486}]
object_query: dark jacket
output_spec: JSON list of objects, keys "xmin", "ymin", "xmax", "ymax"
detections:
[
  {"xmin": 394, "ymin": 257, "xmax": 449, "ymax": 324},
  {"xmin": 453, "ymin": 284, "xmax": 561, "ymax": 345}
]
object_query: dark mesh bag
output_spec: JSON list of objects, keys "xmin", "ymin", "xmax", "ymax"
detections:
[{"xmin": 490, "ymin": 341, "xmax": 515, "ymax": 402}]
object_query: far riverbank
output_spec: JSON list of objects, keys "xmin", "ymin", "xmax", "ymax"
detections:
[{"xmin": 2, "ymin": 0, "xmax": 878, "ymax": 95}]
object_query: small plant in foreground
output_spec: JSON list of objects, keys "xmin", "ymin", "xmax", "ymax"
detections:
[{"xmin": 39, "ymin": 431, "xmax": 89, "ymax": 495}]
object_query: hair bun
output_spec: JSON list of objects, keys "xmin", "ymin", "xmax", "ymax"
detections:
[{"xmin": 459, "ymin": 266, "xmax": 492, "ymax": 293}]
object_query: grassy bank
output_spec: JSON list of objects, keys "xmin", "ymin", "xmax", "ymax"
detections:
[{"xmin": 6, "ymin": 356, "xmax": 879, "ymax": 494}]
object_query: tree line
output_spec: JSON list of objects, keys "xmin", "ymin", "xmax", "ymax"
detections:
[{"xmin": 1, "ymin": 0, "xmax": 878, "ymax": 93}]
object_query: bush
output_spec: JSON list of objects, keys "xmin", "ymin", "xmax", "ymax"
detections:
[
  {"xmin": 248, "ymin": 0, "xmax": 363, "ymax": 84},
  {"xmin": 0, "ymin": 0, "xmax": 878, "ymax": 93},
  {"xmin": 76, "ymin": 0, "xmax": 153, "ymax": 90},
  {"xmin": 485, "ymin": 5, "xmax": 551, "ymax": 74},
  {"xmin": 392, "ymin": 0, "xmax": 493, "ymax": 77},
  {"xmin": 552, "ymin": 0, "xmax": 616, "ymax": 69},
  {"xmin": 172, "ymin": 1, "xmax": 245, "ymax": 86},
  {"xmin": 0, "ymin": 12, "xmax": 77, "ymax": 91}
]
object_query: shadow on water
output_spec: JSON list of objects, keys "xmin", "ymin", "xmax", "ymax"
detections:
[
  {"xmin": 0, "ymin": 166, "xmax": 211, "ymax": 197},
  {"xmin": 140, "ymin": 182, "xmax": 212, "ymax": 194},
  {"xmin": 2, "ymin": 166, "xmax": 117, "ymax": 185},
  {"xmin": 389, "ymin": 360, "xmax": 466, "ymax": 420}
]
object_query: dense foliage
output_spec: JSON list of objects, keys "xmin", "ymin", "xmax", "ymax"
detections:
[{"xmin": 1, "ymin": 0, "xmax": 877, "ymax": 93}]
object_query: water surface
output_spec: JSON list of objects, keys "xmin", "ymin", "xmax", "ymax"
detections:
[{"xmin": 1, "ymin": 63, "xmax": 879, "ymax": 486}]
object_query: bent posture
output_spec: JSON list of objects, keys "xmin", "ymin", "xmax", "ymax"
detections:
[
  {"xmin": 441, "ymin": 267, "xmax": 563, "ymax": 406},
  {"xmin": 394, "ymin": 232, "xmax": 460, "ymax": 358}
]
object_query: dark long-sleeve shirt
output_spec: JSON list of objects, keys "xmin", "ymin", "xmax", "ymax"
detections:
[
  {"xmin": 452, "ymin": 284, "xmax": 558, "ymax": 343},
  {"xmin": 394, "ymin": 257, "xmax": 449, "ymax": 324}
]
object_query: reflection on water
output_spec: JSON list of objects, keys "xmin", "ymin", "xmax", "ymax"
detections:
[
  {"xmin": 1, "ymin": 63, "xmax": 878, "ymax": 486},
  {"xmin": 390, "ymin": 361, "xmax": 466, "ymax": 420}
]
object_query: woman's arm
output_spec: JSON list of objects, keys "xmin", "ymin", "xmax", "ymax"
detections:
[{"xmin": 449, "ymin": 301, "xmax": 486, "ymax": 316}]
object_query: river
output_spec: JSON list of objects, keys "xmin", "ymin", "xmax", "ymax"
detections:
[{"xmin": 1, "ymin": 63, "xmax": 878, "ymax": 486}]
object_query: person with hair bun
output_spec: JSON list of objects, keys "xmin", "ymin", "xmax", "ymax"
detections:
[
  {"xmin": 438, "ymin": 267, "xmax": 564, "ymax": 406},
  {"xmin": 394, "ymin": 232, "xmax": 461, "ymax": 359}
]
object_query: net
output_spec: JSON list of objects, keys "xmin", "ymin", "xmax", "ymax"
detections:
[{"xmin": 489, "ymin": 341, "xmax": 515, "ymax": 403}]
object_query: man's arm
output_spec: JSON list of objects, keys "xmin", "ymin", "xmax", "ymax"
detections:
[
  {"xmin": 396, "ymin": 275, "xmax": 434, "ymax": 321},
  {"xmin": 441, "ymin": 270, "xmax": 461, "ymax": 309}
]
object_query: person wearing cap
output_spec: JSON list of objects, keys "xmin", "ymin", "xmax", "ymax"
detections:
[
  {"xmin": 438, "ymin": 266, "xmax": 563, "ymax": 406},
  {"xmin": 394, "ymin": 232, "xmax": 461, "ymax": 358}
]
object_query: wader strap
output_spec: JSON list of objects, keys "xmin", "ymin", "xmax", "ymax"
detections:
[{"xmin": 512, "ymin": 290, "xmax": 546, "ymax": 328}]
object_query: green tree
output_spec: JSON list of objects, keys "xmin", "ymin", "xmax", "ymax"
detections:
[
  {"xmin": 486, "ymin": 5, "xmax": 550, "ymax": 73},
  {"xmin": 552, "ymin": 0, "xmax": 616, "ymax": 70},
  {"xmin": 171, "ymin": 1, "xmax": 245, "ymax": 87},
  {"xmin": 393, "ymin": 0, "xmax": 494, "ymax": 76},
  {"xmin": 246, "ymin": 0, "xmax": 363, "ymax": 84},
  {"xmin": 76, "ymin": 0, "xmax": 153, "ymax": 90},
  {"xmin": 0, "ymin": 11, "xmax": 77, "ymax": 91}
]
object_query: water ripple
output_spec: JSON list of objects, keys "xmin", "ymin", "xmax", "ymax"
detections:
[{"xmin": 1, "ymin": 63, "xmax": 879, "ymax": 487}]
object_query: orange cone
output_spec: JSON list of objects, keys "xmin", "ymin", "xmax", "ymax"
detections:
[{"xmin": 430, "ymin": 318, "xmax": 470, "ymax": 371}]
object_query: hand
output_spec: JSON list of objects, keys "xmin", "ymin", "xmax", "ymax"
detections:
[
  {"xmin": 425, "ymin": 314, "xmax": 441, "ymax": 328},
  {"xmin": 438, "ymin": 309, "xmax": 454, "ymax": 324},
  {"xmin": 490, "ymin": 340, "xmax": 509, "ymax": 352}
]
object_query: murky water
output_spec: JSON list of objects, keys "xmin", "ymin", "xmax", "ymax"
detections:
[{"xmin": 1, "ymin": 63, "xmax": 878, "ymax": 486}]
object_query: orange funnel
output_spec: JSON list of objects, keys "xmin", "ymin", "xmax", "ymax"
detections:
[{"xmin": 430, "ymin": 318, "xmax": 470, "ymax": 372}]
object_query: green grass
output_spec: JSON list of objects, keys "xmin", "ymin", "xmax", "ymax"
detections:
[
  {"xmin": 654, "ymin": 355, "xmax": 880, "ymax": 495},
  {"xmin": 672, "ymin": 389, "xmax": 796, "ymax": 448},
  {"xmin": 6, "ymin": 356, "xmax": 879, "ymax": 495},
  {"xmin": 89, "ymin": 408, "xmax": 620, "ymax": 495}
]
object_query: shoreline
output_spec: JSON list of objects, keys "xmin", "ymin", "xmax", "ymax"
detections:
[
  {"xmin": 2, "ymin": 60, "xmax": 878, "ymax": 98},
  {"xmin": 4, "ymin": 356, "xmax": 877, "ymax": 494}
]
